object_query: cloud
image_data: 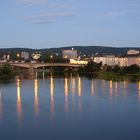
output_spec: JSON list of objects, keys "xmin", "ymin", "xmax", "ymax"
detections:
[
  {"xmin": 47, "ymin": 3, "xmax": 72, "ymax": 9},
  {"xmin": 25, "ymin": 13, "xmax": 76, "ymax": 24},
  {"xmin": 17, "ymin": 0, "xmax": 47, "ymax": 6},
  {"xmin": 17, "ymin": 0, "xmax": 36, "ymax": 5},
  {"xmin": 16, "ymin": 0, "xmax": 77, "ymax": 24},
  {"xmin": 95, "ymin": 29, "xmax": 112, "ymax": 33},
  {"xmin": 96, "ymin": 3, "xmax": 140, "ymax": 19},
  {"xmin": 97, "ymin": 9, "xmax": 139, "ymax": 18},
  {"xmin": 30, "ymin": 19, "xmax": 55, "ymax": 24}
]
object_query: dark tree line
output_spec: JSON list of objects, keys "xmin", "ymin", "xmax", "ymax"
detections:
[
  {"xmin": 105, "ymin": 64, "xmax": 140, "ymax": 74},
  {"xmin": 0, "ymin": 63, "xmax": 15, "ymax": 80},
  {"xmin": 79, "ymin": 61, "xmax": 102, "ymax": 73}
]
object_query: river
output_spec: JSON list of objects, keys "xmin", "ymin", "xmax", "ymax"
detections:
[{"xmin": 0, "ymin": 76, "xmax": 140, "ymax": 140}]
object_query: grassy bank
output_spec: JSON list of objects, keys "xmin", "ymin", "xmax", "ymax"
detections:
[{"xmin": 97, "ymin": 71, "xmax": 140, "ymax": 81}]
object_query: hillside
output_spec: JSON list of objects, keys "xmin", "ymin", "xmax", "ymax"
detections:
[{"xmin": 0, "ymin": 46, "xmax": 140, "ymax": 58}]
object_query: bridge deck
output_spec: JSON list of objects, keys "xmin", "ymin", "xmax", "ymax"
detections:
[{"xmin": 0, "ymin": 62, "xmax": 83, "ymax": 69}]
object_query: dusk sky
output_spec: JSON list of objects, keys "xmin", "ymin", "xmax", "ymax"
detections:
[{"xmin": 1, "ymin": 0, "xmax": 140, "ymax": 48}]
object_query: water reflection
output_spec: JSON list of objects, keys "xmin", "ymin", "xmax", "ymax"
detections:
[
  {"xmin": 64, "ymin": 78, "xmax": 68, "ymax": 97},
  {"xmin": 50, "ymin": 77, "xmax": 55, "ymax": 115},
  {"xmin": 109, "ymin": 80, "xmax": 113, "ymax": 99},
  {"xmin": 101, "ymin": 80, "xmax": 106, "ymax": 88},
  {"xmin": 138, "ymin": 81, "xmax": 140, "ymax": 90},
  {"xmin": 1, "ymin": 77, "xmax": 140, "ymax": 140},
  {"xmin": 34, "ymin": 79, "xmax": 39, "ymax": 116},
  {"xmin": 0, "ymin": 90, "xmax": 3, "ymax": 120},
  {"xmin": 77, "ymin": 77, "xmax": 82, "ymax": 111},
  {"xmin": 115, "ymin": 82, "xmax": 118, "ymax": 96},
  {"xmin": 91, "ymin": 79, "xmax": 94, "ymax": 96},
  {"xmin": 71, "ymin": 77, "xmax": 75, "ymax": 95},
  {"xmin": 70, "ymin": 76, "xmax": 76, "ymax": 111},
  {"xmin": 78, "ymin": 99, "xmax": 82, "ymax": 112},
  {"xmin": 16, "ymin": 79, "xmax": 22, "ymax": 127},
  {"xmin": 123, "ymin": 81, "xmax": 127, "ymax": 89},
  {"xmin": 138, "ymin": 81, "xmax": 140, "ymax": 102},
  {"xmin": 123, "ymin": 81, "xmax": 127, "ymax": 97},
  {"xmin": 64, "ymin": 78, "xmax": 68, "ymax": 112},
  {"xmin": 78, "ymin": 77, "xmax": 82, "ymax": 97}
]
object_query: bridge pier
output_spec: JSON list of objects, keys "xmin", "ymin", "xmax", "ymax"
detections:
[
  {"xmin": 3, "ymin": 63, "xmax": 82, "ymax": 79},
  {"xmin": 43, "ymin": 71, "xmax": 45, "ymax": 79},
  {"xmin": 28, "ymin": 65, "xmax": 35, "ymax": 79},
  {"xmin": 35, "ymin": 72, "xmax": 38, "ymax": 79}
]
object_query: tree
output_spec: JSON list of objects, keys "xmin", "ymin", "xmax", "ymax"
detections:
[
  {"xmin": 0, "ymin": 63, "xmax": 15, "ymax": 80},
  {"xmin": 122, "ymin": 64, "xmax": 140, "ymax": 74},
  {"xmin": 81, "ymin": 61, "xmax": 102, "ymax": 72},
  {"xmin": 113, "ymin": 65, "xmax": 121, "ymax": 73}
]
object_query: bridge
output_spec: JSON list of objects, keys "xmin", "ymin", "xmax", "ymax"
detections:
[
  {"xmin": 6, "ymin": 62, "xmax": 82, "ymax": 69},
  {"xmin": 0, "ymin": 62, "xmax": 84, "ymax": 78}
]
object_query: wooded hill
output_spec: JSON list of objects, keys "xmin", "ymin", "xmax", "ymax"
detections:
[{"xmin": 0, "ymin": 46, "xmax": 140, "ymax": 59}]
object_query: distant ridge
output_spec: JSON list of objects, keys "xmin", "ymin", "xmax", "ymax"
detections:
[{"xmin": 0, "ymin": 46, "xmax": 140, "ymax": 56}]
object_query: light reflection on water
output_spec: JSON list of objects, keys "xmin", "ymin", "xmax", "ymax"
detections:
[
  {"xmin": 0, "ymin": 77, "xmax": 140, "ymax": 140},
  {"xmin": 70, "ymin": 76, "xmax": 75, "ymax": 95},
  {"xmin": 138, "ymin": 81, "xmax": 140, "ymax": 102},
  {"xmin": 64, "ymin": 78, "xmax": 68, "ymax": 112},
  {"xmin": 78, "ymin": 76, "xmax": 82, "ymax": 97},
  {"xmin": 115, "ymin": 81, "xmax": 118, "ymax": 96},
  {"xmin": 109, "ymin": 80, "xmax": 113, "ymax": 100},
  {"xmin": 16, "ymin": 79, "xmax": 22, "ymax": 127},
  {"xmin": 50, "ymin": 76, "xmax": 55, "ymax": 116},
  {"xmin": 1, "ymin": 78, "xmax": 140, "ymax": 115},
  {"xmin": 123, "ymin": 80, "xmax": 127, "ymax": 97},
  {"xmin": 34, "ymin": 79, "xmax": 39, "ymax": 117},
  {"xmin": 91, "ymin": 79, "xmax": 94, "ymax": 96},
  {"xmin": 0, "ymin": 90, "xmax": 3, "ymax": 120}
]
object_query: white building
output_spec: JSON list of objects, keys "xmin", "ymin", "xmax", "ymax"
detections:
[
  {"xmin": 21, "ymin": 52, "xmax": 29, "ymax": 60},
  {"xmin": 94, "ymin": 55, "xmax": 140, "ymax": 67},
  {"xmin": 127, "ymin": 56, "xmax": 140, "ymax": 66},
  {"xmin": 94, "ymin": 55, "xmax": 117, "ymax": 66},
  {"xmin": 3, "ymin": 54, "xmax": 10, "ymax": 60},
  {"xmin": 118, "ymin": 57, "xmax": 127, "ymax": 67},
  {"xmin": 70, "ymin": 59, "xmax": 88, "ymax": 65},
  {"xmin": 62, "ymin": 49, "xmax": 77, "ymax": 59},
  {"xmin": 127, "ymin": 49, "xmax": 139, "ymax": 55}
]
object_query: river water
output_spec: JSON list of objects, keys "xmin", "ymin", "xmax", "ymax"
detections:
[{"xmin": 0, "ymin": 76, "xmax": 140, "ymax": 140}]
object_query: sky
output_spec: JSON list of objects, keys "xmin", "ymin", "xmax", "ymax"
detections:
[{"xmin": 0, "ymin": 0, "xmax": 140, "ymax": 49}]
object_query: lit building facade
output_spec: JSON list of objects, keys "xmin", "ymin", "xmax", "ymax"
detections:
[
  {"xmin": 127, "ymin": 50, "xmax": 139, "ymax": 55},
  {"xmin": 94, "ymin": 55, "xmax": 118, "ymax": 66},
  {"xmin": 70, "ymin": 59, "xmax": 88, "ymax": 64},
  {"xmin": 21, "ymin": 52, "xmax": 29, "ymax": 60},
  {"xmin": 94, "ymin": 55, "xmax": 140, "ymax": 67},
  {"xmin": 3, "ymin": 54, "xmax": 10, "ymax": 60},
  {"xmin": 62, "ymin": 50, "xmax": 77, "ymax": 59}
]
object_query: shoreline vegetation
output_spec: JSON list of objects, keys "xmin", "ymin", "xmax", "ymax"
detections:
[
  {"xmin": 0, "ymin": 63, "xmax": 15, "ymax": 80},
  {"xmin": 1, "ymin": 62, "xmax": 140, "ymax": 82},
  {"xmin": 78, "ymin": 61, "xmax": 140, "ymax": 81}
]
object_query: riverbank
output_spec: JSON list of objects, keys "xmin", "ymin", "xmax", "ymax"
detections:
[
  {"xmin": 1, "ymin": 62, "xmax": 140, "ymax": 82},
  {"xmin": 29, "ymin": 70, "xmax": 140, "ymax": 82},
  {"xmin": 97, "ymin": 71, "xmax": 140, "ymax": 81}
]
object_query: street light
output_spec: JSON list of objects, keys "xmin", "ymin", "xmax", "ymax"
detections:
[
  {"xmin": 65, "ymin": 56, "xmax": 68, "ymax": 63},
  {"xmin": 17, "ymin": 53, "xmax": 20, "ymax": 60},
  {"xmin": 50, "ymin": 55, "xmax": 53, "ymax": 63}
]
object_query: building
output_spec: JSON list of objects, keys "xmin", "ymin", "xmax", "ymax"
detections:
[
  {"xmin": 94, "ymin": 55, "xmax": 117, "ymax": 66},
  {"xmin": 3, "ymin": 54, "xmax": 10, "ymax": 60},
  {"xmin": 70, "ymin": 59, "xmax": 88, "ymax": 65},
  {"xmin": 94, "ymin": 55, "xmax": 140, "ymax": 67},
  {"xmin": 21, "ymin": 52, "xmax": 29, "ymax": 60},
  {"xmin": 32, "ymin": 52, "xmax": 42, "ymax": 60},
  {"xmin": 62, "ymin": 49, "xmax": 77, "ymax": 59},
  {"xmin": 127, "ymin": 49, "xmax": 139, "ymax": 55},
  {"xmin": 127, "ymin": 56, "xmax": 140, "ymax": 66}
]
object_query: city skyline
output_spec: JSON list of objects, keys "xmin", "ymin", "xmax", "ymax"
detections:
[{"xmin": 1, "ymin": 0, "xmax": 140, "ymax": 48}]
